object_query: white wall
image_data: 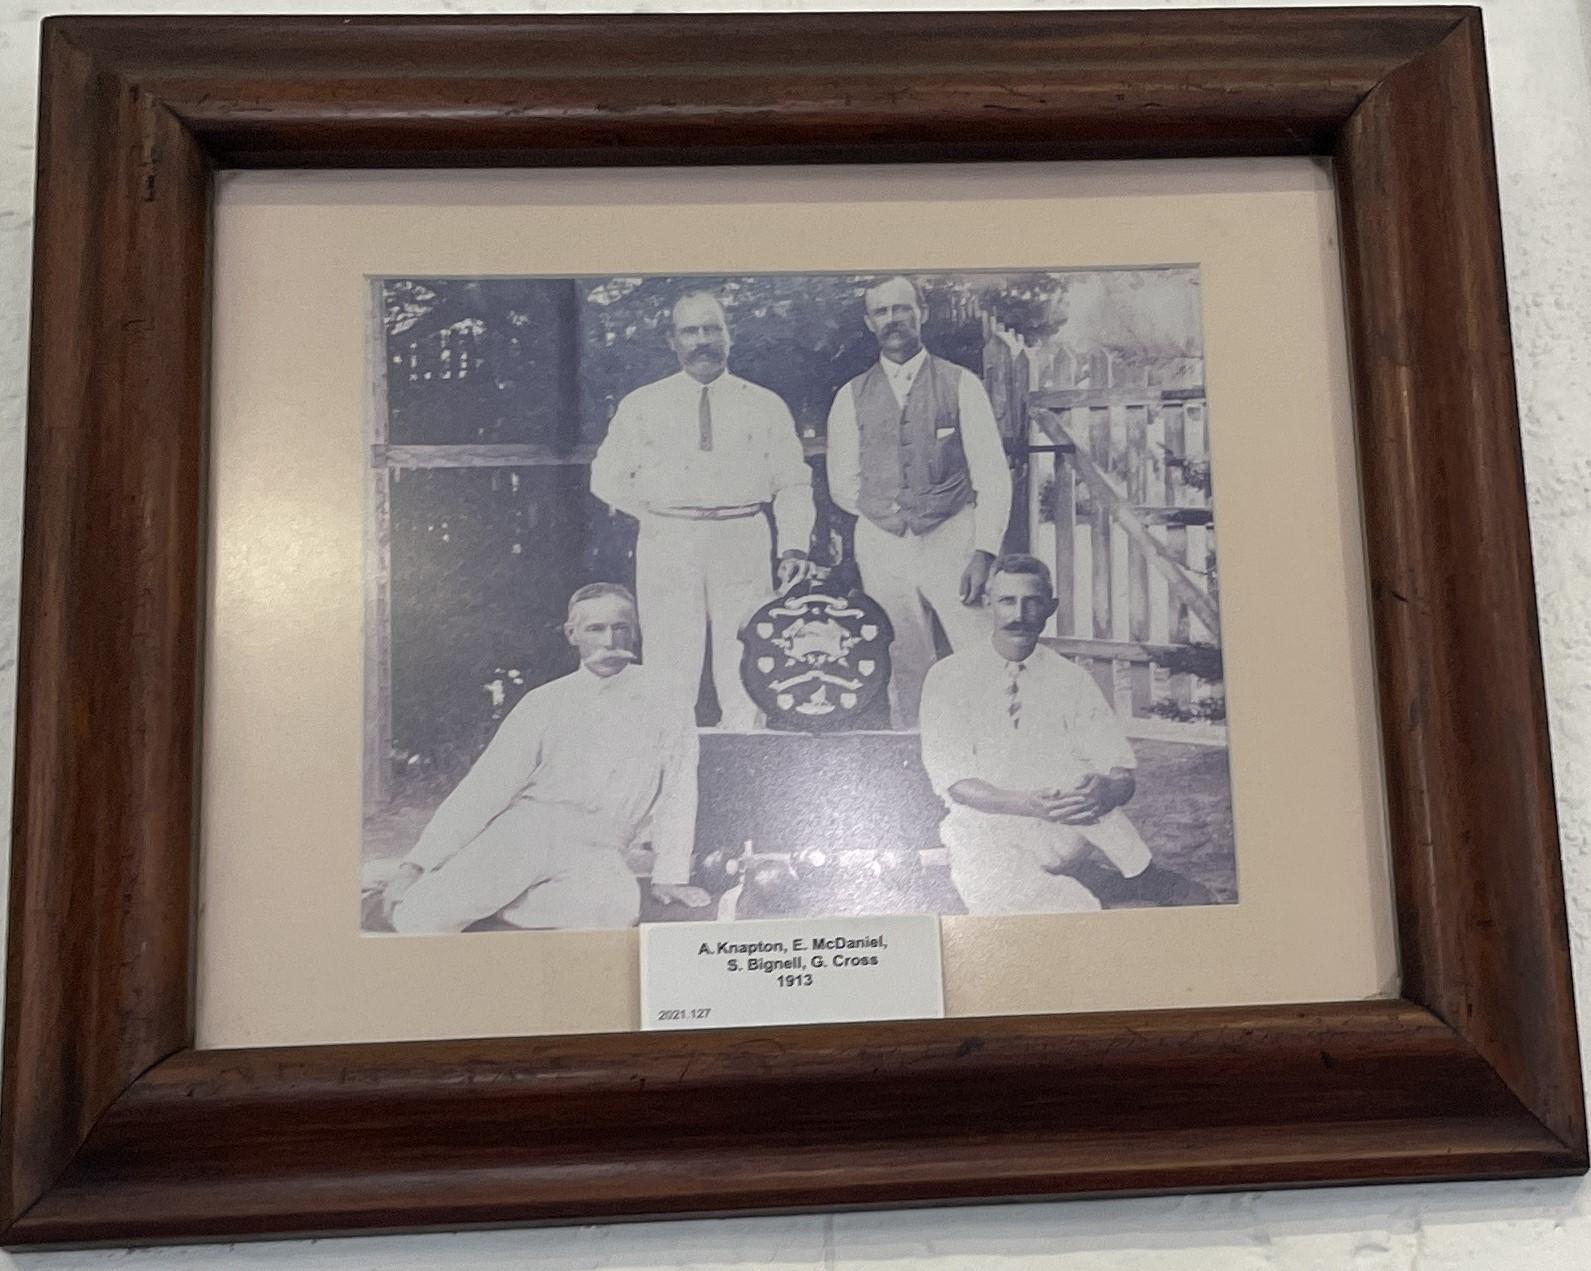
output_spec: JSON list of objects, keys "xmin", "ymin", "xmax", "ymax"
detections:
[{"xmin": 1, "ymin": 1, "xmax": 1588, "ymax": 1267}]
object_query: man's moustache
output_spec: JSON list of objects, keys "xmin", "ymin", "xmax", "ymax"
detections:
[{"xmin": 594, "ymin": 648, "xmax": 638, "ymax": 662}]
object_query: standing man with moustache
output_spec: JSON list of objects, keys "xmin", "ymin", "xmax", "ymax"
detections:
[
  {"xmin": 591, "ymin": 290, "xmax": 816, "ymax": 730},
  {"xmin": 825, "ymin": 275, "xmax": 1013, "ymax": 729},
  {"xmin": 377, "ymin": 583, "xmax": 708, "ymax": 933},
  {"xmin": 919, "ymin": 555, "xmax": 1204, "ymax": 914}
]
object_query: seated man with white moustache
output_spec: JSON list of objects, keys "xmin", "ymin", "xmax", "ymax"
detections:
[
  {"xmin": 376, "ymin": 583, "xmax": 708, "ymax": 933},
  {"xmin": 919, "ymin": 554, "xmax": 1205, "ymax": 915}
]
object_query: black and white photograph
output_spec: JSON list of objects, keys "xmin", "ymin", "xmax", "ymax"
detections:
[{"xmin": 359, "ymin": 266, "xmax": 1236, "ymax": 934}]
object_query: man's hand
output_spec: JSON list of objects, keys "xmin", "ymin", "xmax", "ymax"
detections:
[
  {"xmin": 776, "ymin": 550, "xmax": 815, "ymax": 592},
  {"xmin": 959, "ymin": 549, "xmax": 994, "ymax": 606},
  {"xmin": 1040, "ymin": 770, "xmax": 1136, "ymax": 825},
  {"xmin": 380, "ymin": 861, "xmax": 424, "ymax": 922},
  {"xmin": 949, "ymin": 779, "xmax": 1056, "ymax": 821},
  {"xmin": 1011, "ymin": 790, "xmax": 1064, "ymax": 820},
  {"xmin": 652, "ymin": 883, "xmax": 712, "ymax": 908}
]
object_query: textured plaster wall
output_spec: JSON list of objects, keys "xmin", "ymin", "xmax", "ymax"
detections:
[{"xmin": 0, "ymin": 0, "xmax": 1587, "ymax": 1267}]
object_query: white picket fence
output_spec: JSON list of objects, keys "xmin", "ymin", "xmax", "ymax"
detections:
[{"xmin": 981, "ymin": 324, "xmax": 1225, "ymax": 744}]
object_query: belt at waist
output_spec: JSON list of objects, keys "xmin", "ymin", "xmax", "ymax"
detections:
[{"xmin": 646, "ymin": 504, "xmax": 764, "ymax": 522}]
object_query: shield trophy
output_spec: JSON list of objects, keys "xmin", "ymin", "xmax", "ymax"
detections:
[{"xmin": 737, "ymin": 577, "xmax": 893, "ymax": 732}]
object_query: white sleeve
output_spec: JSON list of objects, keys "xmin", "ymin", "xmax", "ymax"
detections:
[
  {"xmin": 765, "ymin": 393, "xmax": 816, "ymax": 557},
  {"xmin": 645, "ymin": 708, "xmax": 701, "ymax": 886},
  {"xmin": 918, "ymin": 662, "xmax": 976, "ymax": 803},
  {"xmin": 589, "ymin": 394, "xmax": 646, "ymax": 517},
  {"xmin": 404, "ymin": 691, "xmax": 546, "ymax": 873},
  {"xmin": 824, "ymin": 386, "xmax": 862, "ymax": 517},
  {"xmin": 958, "ymin": 372, "xmax": 1013, "ymax": 556},
  {"xmin": 1070, "ymin": 667, "xmax": 1138, "ymax": 773}
]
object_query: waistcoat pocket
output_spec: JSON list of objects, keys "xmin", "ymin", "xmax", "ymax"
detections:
[{"xmin": 928, "ymin": 403, "xmax": 965, "ymax": 484}]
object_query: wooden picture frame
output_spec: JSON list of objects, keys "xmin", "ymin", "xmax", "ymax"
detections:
[{"xmin": 3, "ymin": 6, "xmax": 1582, "ymax": 1247}]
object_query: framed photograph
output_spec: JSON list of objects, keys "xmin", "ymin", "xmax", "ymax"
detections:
[{"xmin": 4, "ymin": 7, "xmax": 1583, "ymax": 1246}]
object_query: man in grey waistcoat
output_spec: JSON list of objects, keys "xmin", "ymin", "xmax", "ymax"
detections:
[{"xmin": 825, "ymin": 275, "xmax": 1013, "ymax": 728}]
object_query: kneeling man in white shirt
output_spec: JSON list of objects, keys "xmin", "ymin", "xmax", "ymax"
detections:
[
  {"xmin": 378, "ymin": 583, "xmax": 708, "ymax": 933},
  {"xmin": 920, "ymin": 554, "xmax": 1171, "ymax": 915}
]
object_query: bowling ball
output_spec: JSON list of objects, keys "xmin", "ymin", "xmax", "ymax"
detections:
[
  {"xmin": 810, "ymin": 850, "xmax": 874, "ymax": 912},
  {"xmin": 793, "ymin": 846, "xmax": 832, "ymax": 880},
  {"xmin": 876, "ymin": 847, "xmax": 923, "ymax": 887},
  {"xmin": 876, "ymin": 848, "xmax": 926, "ymax": 908},
  {"xmin": 738, "ymin": 857, "xmax": 803, "ymax": 919},
  {"xmin": 692, "ymin": 846, "xmax": 743, "ymax": 896}
]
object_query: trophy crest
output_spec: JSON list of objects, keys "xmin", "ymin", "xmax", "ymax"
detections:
[{"xmin": 738, "ymin": 579, "xmax": 893, "ymax": 731}]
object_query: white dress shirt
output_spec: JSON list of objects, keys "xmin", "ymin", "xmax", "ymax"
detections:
[
  {"xmin": 825, "ymin": 348, "xmax": 1013, "ymax": 556},
  {"xmin": 590, "ymin": 370, "xmax": 816, "ymax": 557},
  {"xmin": 919, "ymin": 642, "xmax": 1138, "ymax": 801},
  {"xmin": 404, "ymin": 664, "xmax": 700, "ymax": 886}
]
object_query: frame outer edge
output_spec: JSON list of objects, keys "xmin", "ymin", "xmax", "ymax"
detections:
[
  {"xmin": 2, "ymin": 22, "xmax": 102, "ymax": 1227},
  {"xmin": 6, "ymin": 999, "xmax": 1578, "ymax": 1244},
  {"xmin": 3, "ymin": 3, "xmax": 1585, "ymax": 1246},
  {"xmin": 1, "ymin": 22, "xmax": 210, "ymax": 1229},
  {"xmin": 1337, "ymin": 10, "xmax": 1586, "ymax": 1157}
]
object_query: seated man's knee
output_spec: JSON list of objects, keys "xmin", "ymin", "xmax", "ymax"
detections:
[
  {"xmin": 595, "ymin": 876, "xmax": 642, "ymax": 929},
  {"xmin": 389, "ymin": 877, "xmax": 470, "ymax": 934},
  {"xmin": 389, "ymin": 894, "xmax": 431, "ymax": 934}
]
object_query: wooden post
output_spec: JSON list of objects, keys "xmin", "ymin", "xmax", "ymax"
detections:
[
  {"xmin": 1186, "ymin": 399, "xmax": 1212, "ymax": 641},
  {"xmin": 1107, "ymin": 402, "xmax": 1129, "ymax": 640},
  {"xmin": 1009, "ymin": 347, "xmax": 1029, "ymax": 445},
  {"xmin": 1112, "ymin": 657, "xmax": 1135, "ymax": 722},
  {"xmin": 1164, "ymin": 402, "xmax": 1190, "ymax": 639},
  {"xmin": 1054, "ymin": 450, "xmax": 1076, "ymax": 636},
  {"xmin": 364, "ymin": 279, "xmax": 394, "ymax": 814},
  {"xmin": 1005, "ymin": 346, "xmax": 1030, "ymax": 555},
  {"xmin": 1126, "ymin": 402, "xmax": 1152, "ymax": 715},
  {"xmin": 1161, "ymin": 402, "xmax": 1192, "ymax": 711},
  {"xmin": 982, "ymin": 331, "xmax": 1012, "ymax": 439},
  {"xmin": 1127, "ymin": 403, "xmax": 1151, "ymax": 641},
  {"xmin": 1146, "ymin": 404, "xmax": 1169, "ymax": 644},
  {"xmin": 1089, "ymin": 406, "xmax": 1112, "ymax": 639}
]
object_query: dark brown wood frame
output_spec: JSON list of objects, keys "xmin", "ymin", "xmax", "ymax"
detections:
[{"xmin": 3, "ymin": 6, "xmax": 1582, "ymax": 1248}]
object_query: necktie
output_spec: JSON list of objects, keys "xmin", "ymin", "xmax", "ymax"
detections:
[
  {"xmin": 1006, "ymin": 660, "xmax": 1023, "ymax": 730},
  {"xmin": 698, "ymin": 385, "xmax": 713, "ymax": 452}
]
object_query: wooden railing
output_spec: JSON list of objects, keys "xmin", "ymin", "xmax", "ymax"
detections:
[{"xmin": 1017, "ymin": 383, "xmax": 1225, "ymax": 741}]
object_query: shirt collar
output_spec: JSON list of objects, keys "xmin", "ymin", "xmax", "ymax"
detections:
[
  {"xmin": 984, "ymin": 637, "xmax": 1041, "ymax": 675},
  {"xmin": 675, "ymin": 369, "xmax": 733, "ymax": 394},
  {"xmin": 879, "ymin": 347, "xmax": 928, "ymax": 383},
  {"xmin": 577, "ymin": 661, "xmax": 634, "ymax": 691}
]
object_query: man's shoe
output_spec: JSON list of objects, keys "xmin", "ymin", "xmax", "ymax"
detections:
[{"xmin": 1130, "ymin": 861, "xmax": 1217, "ymax": 907}]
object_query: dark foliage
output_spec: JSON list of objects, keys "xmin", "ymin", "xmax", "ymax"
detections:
[
  {"xmin": 384, "ymin": 279, "xmax": 580, "ymax": 446},
  {"xmin": 1157, "ymin": 639, "xmax": 1224, "ymax": 683}
]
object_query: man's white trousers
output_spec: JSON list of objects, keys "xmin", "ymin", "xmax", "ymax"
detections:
[
  {"xmin": 391, "ymin": 800, "xmax": 640, "ymax": 932},
  {"xmin": 635, "ymin": 514, "xmax": 770, "ymax": 730},
  {"xmin": 853, "ymin": 504, "xmax": 991, "ymax": 728},
  {"xmin": 941, "ymin": 805, "xmax": 1154, "ymax": 915}
]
